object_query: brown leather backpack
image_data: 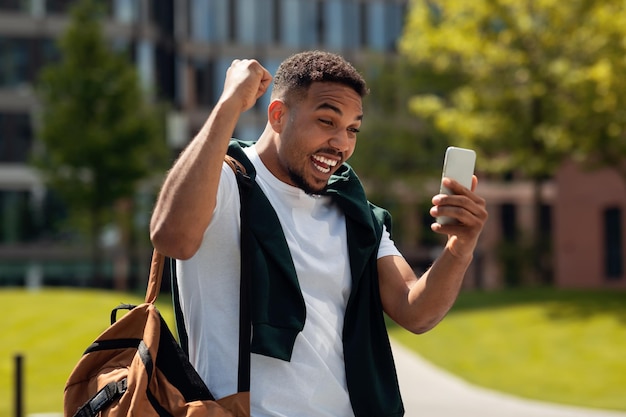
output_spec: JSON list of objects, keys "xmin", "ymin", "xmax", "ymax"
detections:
[{"xmin": 63, "ymin": 249, "xmax": 250, "ymax": 417}]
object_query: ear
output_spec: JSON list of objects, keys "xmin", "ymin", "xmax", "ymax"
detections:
[{"xmin": 268, "ymin": 100, "xmax": 286, "ymax": 133}]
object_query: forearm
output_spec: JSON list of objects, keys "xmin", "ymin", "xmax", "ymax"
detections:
[
  {"xmin": 403, "ymin": 175, "xmax": 487, "ymax": 332},
  {"xmin": 381, "ymin": 177, "xmax": 486, "ymax": 333},
  {"xmin": 406, "ymin": 247, "xmax": 473, "ymax": 333},
  {"xmin": 150, "ymin": 99, "xmax": 241, "ymax": 259},
  {"xmin": 379, "ymin": 246, "xmax": 473, "ymax": 334}
]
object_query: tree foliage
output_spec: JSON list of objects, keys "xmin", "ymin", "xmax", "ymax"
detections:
[
  {"xmin": 35, "ymin": 0, "xmax": 167, "ymax": 282},
  {"xmin": 348, "ymin": 56, "xmax": 466, "ymax": 252},
  {"xmin": 399, "ymin": 0, "xmax": 626, "ymax": 180},
  {"xmin": 36, "ymin": 0, "xmax": 165, "ymax": 229},
  {"xmin": 352, "ymin": 56, "xmax": 456, "ymax": 192}
]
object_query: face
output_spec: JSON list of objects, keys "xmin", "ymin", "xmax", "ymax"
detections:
[{"xmin": 270, "ymin": 82, "xmax": 363, "ymax": 195}]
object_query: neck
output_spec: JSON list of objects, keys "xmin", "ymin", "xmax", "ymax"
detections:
[{"xmin": 254, "ymin": 123, "xmax": 287, "ymax": 184}]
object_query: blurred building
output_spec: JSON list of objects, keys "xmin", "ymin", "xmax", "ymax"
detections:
[
  {"xmin": 554, "ymin": 161, "xmax": 626, "ymax": 289},
  {"xmin": 0, "ymin": 0, "xmax": 408, "ymax": 285},
  {"xmin": 2, "ymin": 0, "xmax": 624, "ymax": 290}
]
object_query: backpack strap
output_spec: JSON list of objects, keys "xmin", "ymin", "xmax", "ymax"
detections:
[
  {"xmin": 224, "ymin": 154, "xmax": 247, "ymax": 177},
  {"xmin": 171, "ymin": 152, "xmax": 252, "ymax": 392},
  {"xmin": 145, "ymin": 249, "xmax": 165, "ymax": 304},
  {"xmin": 230, "ymin": 154, "xmax": 253, "ymax": 393},
  {"xmin": 170, "ymin": 258, "xmax": 189, "ymax": 354},
  {"xmin": 73, "ymin": 379, "xmax": 128, "ymax": 417}
]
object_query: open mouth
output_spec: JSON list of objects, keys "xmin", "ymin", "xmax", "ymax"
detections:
[{"xmin": 311, "ymin": 154, "xmax": 338, "ymax": 174}]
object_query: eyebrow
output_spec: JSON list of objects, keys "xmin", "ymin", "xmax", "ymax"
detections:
[{"xmin": 315, "ymin": 102, "xmax": 364, "ymax": 121}]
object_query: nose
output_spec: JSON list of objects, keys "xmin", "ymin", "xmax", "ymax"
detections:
[{"xmin": 328, "ymin": 130, "xmax": 352, "ymax": 154}]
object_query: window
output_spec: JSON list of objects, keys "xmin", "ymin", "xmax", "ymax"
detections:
[
  {"xmin": 316, "ymin": 0, "xmax": 324, "ymax": 45},
  {"xmin": 0, "ymin": 36, "xmax": 59, "ymax": 87},
  {"xmin": 366, "ymin": 2, "xmax": 386, "ymax": 50},
  {"xmin": 501, "ymin": 203, "xmax": 517, "ymax": 240},
  {"xmin": 324, "ymin": 0, "xmax": 359, "ymax": 49},
  {"xmin": 280, "ymin": 0, "xmax": 318, "ymax": 48},
  {"xmin": 151, "ymin": 0, "xmax": 174, "ymax": 35},
  {"xmin": 136, "ymin": 40, "xmax": 155, "ymax": 93},
  {"xmin": 365, "ymin": 1, "xmax": 405, "ymax": 51},
  {"xmin": 189, "ymin": 0, "xmax": 229, "ymax": 42},
  {"xmin": 0, "ymin": 189, "xmax": 68, "ymax": 244},
  {"xmin": 155, "ymin": 44, "xmax": 175, "ymax": 102},
  {"xmin": 189, "ymin": 0, "xmax": 209, "ymax": 41},
  {"xmin": 174, "ymin": 56, "xmax": 186, "ymax": 107},
  {"xmin": 112, "ymin": 0, "xmax": 138, "ymax": 24},
  {"xmin": 0, "ymin": 191, "xmax": 35, "ymax": 243},
  {"xmin": 272, "ymin": 0, "xmax": 281, "ymax": 43},
  {"xmin": 499, "ymin": 203, "xmax": 520, "ymax": 286},
  {"xmin": 233, "ymin": 0, "xmax": 273, "ymax": 45},
  {"xmin": 47, "ymin": 0, "xmax": 77, "ymax": 14},
  {"xmin": 0, "ymin": 112, "xmax": 32, "ymax": 163},
  {"xmin": 191, "ymin": 58, "xmax": 214, "ymax": 107},
  {"xmin": 0, "ymin": 37, "xmax": 28, "ymax": 87},
  {"xmin": 0, "ymin": 0, "xmax": 24, "ymax": 11},
  {"xmin": 236, "ymin": 0, "xmax": 256, "ymax": 45},
  {"xmin": 359, "ymin": 3, "xmax": 367, "ymax": 47},
  {"xmin": 604, "ymin": 207, "xmax": 623, "ymax": 280}
]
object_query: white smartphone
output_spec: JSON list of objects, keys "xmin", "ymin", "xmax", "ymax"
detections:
[{"xmin": 437, "ymin": 146, "xmax": 476, "ymax": 225}]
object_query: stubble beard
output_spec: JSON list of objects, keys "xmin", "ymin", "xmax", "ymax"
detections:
[{"xmin": 288, "ymin": 167, "xmax": 327, "ymax": 196}]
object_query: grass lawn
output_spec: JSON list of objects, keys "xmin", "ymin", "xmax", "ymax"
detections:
[
  {"xmin": 2, "ymin": 287, "xmax": 625, "ymax": 415},
  {"xmin": 388, "ymin": 288, "xmax": 626, "ymax": 412},
  {"xmin": 0, "ymin": 287, "xmax": 176, "ymax": 416}
]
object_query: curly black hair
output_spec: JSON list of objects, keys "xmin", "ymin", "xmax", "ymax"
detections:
[{"xmin": 271, "ymin": 50, "xmax": 369, "ymax": 103}]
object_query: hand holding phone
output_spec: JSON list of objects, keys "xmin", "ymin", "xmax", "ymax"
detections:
[{"xmin": 436, "ymin": 146, "xmax": 476, "ymax": 225}]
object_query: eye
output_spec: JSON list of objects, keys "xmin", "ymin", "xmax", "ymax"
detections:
[
  {"xmin": 348, "ymin": 127, "xmax": 360, "ymax": 134},
  {"xmin": 319, "ymin": 119, "xmax": 333, "ymax": 126}
]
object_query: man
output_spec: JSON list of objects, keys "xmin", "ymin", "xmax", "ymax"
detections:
[{"xmin": 150, "ymin": 50, "xmax": 487, "ymax": 416}]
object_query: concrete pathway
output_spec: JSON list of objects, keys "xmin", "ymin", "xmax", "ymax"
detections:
[{"xmin": 392, "ymin": 340, "xmax": 626, "ymax": 417}]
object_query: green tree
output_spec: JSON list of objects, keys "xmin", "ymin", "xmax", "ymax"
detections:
[
  {"xmin": 35, "ymin": 0, "xmax": 167, "ymax": 287},
  {"xmin": 349, "ymin": 56, "xmax": 447, "ymax": 253},
  {"xmin": 354, "ymin": 56, "xmax": 459, "ymax": 189},
  {"xmin": 350, "ymin": 56, "xmax": 463, "ymax": 252},
  {"xmin": 400, "ymin": 0, "xmax": 626, "ymax": 284}
]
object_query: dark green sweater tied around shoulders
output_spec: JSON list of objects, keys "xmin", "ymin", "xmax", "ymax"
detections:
[{"xmin": 228, "ymin": 140, "xmax": 404, "ymax": 417}]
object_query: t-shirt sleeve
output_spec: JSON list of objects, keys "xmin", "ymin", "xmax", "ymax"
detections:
[
  {"xmin": 377, "ymin": 224, "xmax": 402, "ymax": 259},
  {"xmin": 206, "ymin": 161, "xmax": 239, "ymax": 231}
]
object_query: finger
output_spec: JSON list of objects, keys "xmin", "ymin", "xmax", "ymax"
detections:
[
  {"xmin": 441, "ymin": 177, "xmax": 471, "ymax": 195},
  {"xmin": 441, "ymin": 177, "xmax": 482, "ymax": 204},
  {"xmin": 429, "ymin": 204, "xmax": 467, "ymax": 226},
  {"xmin": 431, "ymin": 194, "xmax": 487, "ymax": 226},
  {"xmin": 256, "ymin": 68, "xmax": 273, "ymax": 99},
  {"xmin": 430, "ymin": 206, "xmax": 483, "ymax": 238}
]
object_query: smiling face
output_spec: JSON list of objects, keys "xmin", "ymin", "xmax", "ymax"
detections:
[{"xmin": 267, "ymin": 82, "xmax": 363, "ymax": 194}]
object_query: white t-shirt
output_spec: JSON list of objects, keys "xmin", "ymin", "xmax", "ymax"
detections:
[{"xmin": 176, "ymin": 145, "xmax": 401, "ymax": 417}]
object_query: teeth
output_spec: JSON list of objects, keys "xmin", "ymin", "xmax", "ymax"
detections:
[
  {"xmin": 312, "ymin": 155, "xmax": 338, "ymax": 174},
  {"xmin": 312, "ymin": 155, "xmax": 338, "ymax": 167}
]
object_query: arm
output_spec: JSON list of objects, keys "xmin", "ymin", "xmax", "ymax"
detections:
[
  {"xmin": 379, "ymin": 176, "xmax": 488, "ymax": 333},
  {"xmin": 150, "ymin": 59, "xmax": 272, "ymax": 259}
]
